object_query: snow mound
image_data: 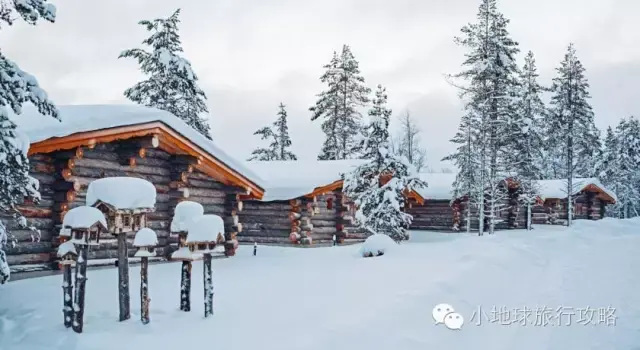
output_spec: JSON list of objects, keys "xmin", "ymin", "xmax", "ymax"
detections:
[
  {"xmin": 170, "ymin": 201, "xmax": 204, "ymax": 232},
  {"xmin": 358, "ymin": 234, "xmax": 397, "ymax": 258},
  {"xmin": 56, "ymin": 241, "xmax": 77, "ymax": 257},
  {"xmin": 170, "ymin": 247, "xmax": 199, "ymax": 260},
  {"xmin": 133, "ymin": 228, "xmax": 158, "ymax": 247},
  {"xmin": 86, "ymin": 177, "xmax": 156, "ymax": 210},
  {"xmin": 62, "ymin": 206, "xmax": 107, "ymax": 229},
  {"xmin": 186, "ymin": 215, "xmax": 224, "ymax": 244}
]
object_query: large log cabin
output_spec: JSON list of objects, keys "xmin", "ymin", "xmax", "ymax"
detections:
[
  {"xmin": 532, "ymin": 178, "xmax": 617, "ymax": 225},
  {"xmin": 407, "ymin": 175, "xmax": 617, "ymax": 232},
  {"xmin": 9, "ymin": 105, "xmax": 266, "ymax": 273},
  {"xmin": 240, "ymin": 160, "xmax": 427, "ymax": 245}
]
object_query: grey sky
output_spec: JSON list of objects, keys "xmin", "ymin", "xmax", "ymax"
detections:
[{"xmin": 1, "ymin": 0, "xmax": 639, "ymax": 170}]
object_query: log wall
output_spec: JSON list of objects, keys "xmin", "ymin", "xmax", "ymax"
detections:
[
  {"xmin": 533, "ymin": 192, "xmax": 610, "ymax": 225},
  {"xmin": 406, "ymin": 200, "xmax": 456, "ymax": 231},
  {"xmin": 10, "ymin": 140, "xmax": 240, "ymax": 272},
  {"xmin": 237, "ymin": 200, "xmax": 292, "ymax": 244}
]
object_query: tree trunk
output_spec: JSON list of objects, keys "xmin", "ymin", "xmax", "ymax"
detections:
[
  {"xmin": 140, "ymin": 257, "xmax": 150, "ymax": 324},
  {"xmin": 203, "ymin": 253, "xmax": 213, "ymax": 318},
  {"xmin": 526, "ymin": 203, "xmax": 532, "ymax": 230},
  {"xmin": 62, "ymin": 265, "xmax": 73, "ymax": 328},
  {"xmin": 72, "ymin": 246, "xmax": 88, "ymax": 333},
  {"xmin": 180, "ymin": 261, "xmax": 191, "ymax": 312},
  {"xmin": 117, "ymin": 233, "xmax": 130, "ymax": 321}
]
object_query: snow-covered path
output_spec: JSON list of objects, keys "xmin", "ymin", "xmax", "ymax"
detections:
[{"xmin": 1, "ymin": 219, "xmax": 639, "ymax": 350}]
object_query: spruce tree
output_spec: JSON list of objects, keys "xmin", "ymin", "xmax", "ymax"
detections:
[
  {"xmin": 547, "ymin": 44, "xmax": 600, "ymax": 226},
  {"xmin": 120, "ymin": 9, "xmax": 212, "ymax": 140},
  {"xmin": 445, "ymin": 0, "xmax": 520, "ymax": 235},
  {"xmin": 343, "ymin": 85, "xmax": 427, "ymax": 242},
  {"xmin": 310, "ymin": 45, "xmax": 370, "ymax": 160},
  {"xmin": 248, "ymin": 103, "xmax": 297, "ymax": 161},
  {"xmin": 0, "ymin": 0, "xmax": 59, "ymax": 284},
  {"xmin": 597, "ymin": 126, "xmax": 621, "ymax": 216}
]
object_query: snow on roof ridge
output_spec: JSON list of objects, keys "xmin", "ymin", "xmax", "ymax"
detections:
[
  {"xmin": 243, "ymin": 159, "xmax": 367, "ymax": 201},
  {"xmin": 535, "ymin": 177, "xmax": 617, "ymax": 202},
  {"xmin": 13, "ymin": 104, "xmax": 266, "ymax": 190}
]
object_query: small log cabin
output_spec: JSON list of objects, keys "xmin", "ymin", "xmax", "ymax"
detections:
[
  {"xmin": 532, "ymin": 178, "xmax": 617, "ymax": 225},
  {"xmin": 239, "ymin": 160, "xmax": 426, "ymax": 245},
  {"xmin": 9, "ymin": 104, "xmax": 266, "ymax": 273}
]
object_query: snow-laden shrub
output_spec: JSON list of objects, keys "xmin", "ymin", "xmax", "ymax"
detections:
[{"xmin": 358, "ymin": 234, "xmax": 397, "ymax": 258}]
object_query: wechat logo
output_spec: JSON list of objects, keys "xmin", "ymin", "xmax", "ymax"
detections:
[{"xmin": 433, "ymin": 303, "xmax": 464, "ymax": 330}]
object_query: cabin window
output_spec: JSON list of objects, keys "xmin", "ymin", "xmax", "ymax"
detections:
[
  {"xmin": 134, "ymin": 215, "xmax": 141, "ymax": 227},
  {"xmin": 74, "ymin": 230, "xmax": 83, "ymax": 240},
  {"xmin": 198, "ymin": 243, "xmax": 207, "ymax": 251},
  {"xmin": 209, "ymin": 243, "xmax": 216, "ymax": 251},
  {"xmin": 148, "ymin": 247, "xmax": 155, "ymax": 253},
  {"xmin": 123, "ymin": 216, "xmax": 131, "ymax": 227},
  {"xmin": 188, "ymin": 245, "xmax": 195, "ymax": 252}
]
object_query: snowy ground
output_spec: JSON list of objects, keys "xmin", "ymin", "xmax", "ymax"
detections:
[{"xmin": 1, "ymin": 219, "xmax": 639, "ymax": 350}]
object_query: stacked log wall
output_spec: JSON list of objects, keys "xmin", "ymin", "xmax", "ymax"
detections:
[
  {"xmin": 309, "ymin": 193, "xmax": 338, "ymax": 244},
  {"xmin": 237, "ymin": 200, "xmax": 291, "ymax": 244},
  {"xmin": 55, "ymin": 143, "xmax": 173, "ymax": 260},
  {"xmin": 407, "ymin": 200, "xmax": 456, "ymax": 231},
  {"xmin": 12, "ymin": 140, "xmax": 242, "ymax": 270}
]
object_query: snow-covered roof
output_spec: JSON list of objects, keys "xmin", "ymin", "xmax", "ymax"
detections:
[
  {"xmin": 186, "ymin": 215, "xmax": 224, "ymax": 244},
  {"xmin": 414, "ymin": 173, "xmax": 457, "ymax": 200},
  {"xmin": 170, "ymin": 201, "xmax": 204, "ymax": 232},
  {"xmin": 57, "ymin": 241, "xmax": 77, "ymax": 257},
  {"xmin": 536, "ymin": 178, "xmax": 617, "ymax": 203},
  {"xmin": 86, "ymin": 177, "xmax": 156, "ymax": 210},
  {"xmin": 12, "ymin": 104, "xmax": 265, "ymax": 191},
  {"xmin": 62, "ymin": 206, "xmax": 107, "ymax": 229},
  {"xmin": 244, "ymin": 160, "xmax": 367, "ymax": 201},
  {"xmin": 133, "ymin": 228, "xmax": 158, "ymax": 247}
]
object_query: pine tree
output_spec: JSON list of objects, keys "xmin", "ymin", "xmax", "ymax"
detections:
[
  {"xmin": 310, "ymin": 45, "xmax": 371, "ymax": 160},
  {"xmin": 597, "ymin": 126, "xmax": 621, "ymax": 217},
  {"xmin": 445, "ymin": 0, "xmax": 520, "ymax": 235},
  {"xmin": 120, "ymin": 9, "xmax": 212, "ymax": 140},
  {"xmin": 0, "ymin": 0, "xmax": 59, "ymax": 284},
  {"xmin": 547, "ymin": 44, "xmax": 600, "ymax": 226},
  {"xmin": 344, "ymin": 85, "xmax": 426, "ymax": 242},
  {"xmin": 392, "ymin": 111, "xmax": 428, "ymax": 172},
  {"xmin": 248, "ymin": 103, "xmax": 297, "ymax": 161}
]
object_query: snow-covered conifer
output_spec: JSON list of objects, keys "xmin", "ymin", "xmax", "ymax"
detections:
[
  {"xmin": 0, "ymin": 0, "xmax": 59, "ymax": 284},
  {"xmin": 445, "ymin": 0, "xmax": 520, "ymax": 235},
  {"xmin": 120, "ymin": 9, "xmax": 212, "ymax": 140},
  {"xmin": 248, "ymin": 103, "xmax": 297, "ymax": 161},
  {"xmin": 547, "ymin": 44, "xmax": 600, "ymax": 225},
  {"xmin": 310, "ymin": 45, "xmax": 371, "ymax": 160},
  {"xmin": 343, "ymin": 85, "xmax": 427, "ymax": 242}
]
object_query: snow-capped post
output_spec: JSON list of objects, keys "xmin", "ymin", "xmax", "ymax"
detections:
[
  {"xmin": 253, "ymin": 242, "xmax": 257, "ymax": 256},
  {"xmin": 57, "ymin": 241, "xmax": 77, "ymax": 328},
  {"xmin": 62, "ymin": 206, "xmax": 108, "ymax": 334},
  {"xmin": 186, "ymin": 215, "xmax": 224, "ymax": 318},
  {"xmin": 86, "ymin": 177, "xmax": 156, "ymax": 322},
  {"xmin": 133, "ymin": 228, "xmax": 158, "ymax": 325},
  {"xmin": 170, "ymin": 201, "xmax": 204, "ymax": 312}
]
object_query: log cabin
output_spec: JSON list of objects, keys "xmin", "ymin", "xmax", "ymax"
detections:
[
  {"xmin": 240, "ymin": 160, "xmax": 427, "ymax": 245},
  {"xmin": 8, "ymin": 104, "xmax": 266, "ymax": 273},
  {"xmin": 532, "ymin": 178, "xmax": 617, "ymax": 225}
]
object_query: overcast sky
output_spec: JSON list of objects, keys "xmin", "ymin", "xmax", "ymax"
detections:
[{"xmin": 2, "ymin": 0, "xmax": 639, "ymax": 170}]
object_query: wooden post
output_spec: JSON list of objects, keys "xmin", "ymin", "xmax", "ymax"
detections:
[
  {"xmin": 140, "ymin": 257, "xmax": 150, "ymax": 324},
  {"xmin": 72, "ymin": 246, "xmax": 88, "ymax": 333},
  {"xmin": 253, "ymin": 242, "xmax": 257, "ymax": 256},
  {"xmin": 180, "ymin": 261, "xmax": 192, "ymax": 312},
  {"xmin": 117, "ymin": 233, "xmax": 130, "ymax": 321},
  {"xmin": 62, "ymin": 265, "xmax": 73, "ymax": 328},
  {"xmin": 203, "ymin": 253, "xmax": 213, "ymax": 318}
]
